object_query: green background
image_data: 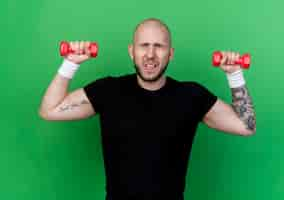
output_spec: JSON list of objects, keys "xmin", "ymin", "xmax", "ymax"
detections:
[{"xmin": 1, "ymin": 0, "xmax": 283, "ymax": 199}]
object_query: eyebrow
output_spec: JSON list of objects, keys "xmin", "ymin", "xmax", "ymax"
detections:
[{"xmin": 138, "ymin": 42, "xmax": 167, "ymax": 47}]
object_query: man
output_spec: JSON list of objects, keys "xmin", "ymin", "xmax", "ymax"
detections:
[{"xmin": 39, "ymin": 18, "xmax": 256, "ymax": 200}]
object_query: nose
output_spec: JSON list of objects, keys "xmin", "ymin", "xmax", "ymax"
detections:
[{"xmin": 146, "ymin": 46, "xmax": 155, "ymax": 59}]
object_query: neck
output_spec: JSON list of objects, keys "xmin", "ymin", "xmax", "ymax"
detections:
[{"xmin": 136, "ymin": 75, "xmax": 166, "ymax": 91}]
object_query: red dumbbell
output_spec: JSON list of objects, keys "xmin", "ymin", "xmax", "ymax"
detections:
[
  {"xmin": 60, "ymin": 41, "xmax": 98, "ymax": 57},
  {"xmin": 212, "ymin": 51, "xmax": 251, "ymax": 69}
]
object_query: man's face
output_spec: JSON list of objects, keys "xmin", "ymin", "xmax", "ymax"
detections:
[{"xmin": 129, "ymin": 23, "xmax": 174, "ymax": 82}]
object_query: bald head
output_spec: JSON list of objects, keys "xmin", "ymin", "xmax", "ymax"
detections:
[
  {"xmin": 132, "ymin": 18, "xmax": 172, "ymax": 47},
  {"xmin": 128, "ymin": 18, "xmax": 174, "ymax": 84}
]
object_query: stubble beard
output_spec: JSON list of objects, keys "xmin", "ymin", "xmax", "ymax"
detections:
[{"xmin": 133, "ymin": 60, "xmax": 169, "ymax": 83}]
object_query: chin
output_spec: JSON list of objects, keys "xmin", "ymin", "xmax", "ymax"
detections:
[
  {"xmin": 134, "ymin": 63, "xmax": 168, "ymax": 82},
  {"xmin": 139, "ymin": 72, "xmax": 163, "ymax": 82}
]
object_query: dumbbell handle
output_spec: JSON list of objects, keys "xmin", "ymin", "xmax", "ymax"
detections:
[
  {"xmin": 212, "ymin": 51, "xmax": 251, "ymax": 69},
  {"xmin": 60, "ymin": 41, "xmax": 98, "ymax": 57}
]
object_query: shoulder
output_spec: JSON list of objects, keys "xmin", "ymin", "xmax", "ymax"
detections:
[
  {"xmin": 84, "ymin": 73, "xmax": 135, "ymax": 88},
  {"xmin": 182, "ymin": 81, "xmax": 210, "ymax": 94},
  {"xmin": 168, "ymin": 77, "xmax": 217, "ymax": 101},
  {"xmin": 169, "ymin": 77, "xmax": 208, "ymax": 93},
  {"xmin": 115, "ymin": 73, "xmax": 136, "ymax": 84}
]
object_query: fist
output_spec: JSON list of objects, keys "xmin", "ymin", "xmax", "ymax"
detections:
[
  {"xmin": 65, "ymin": 41, "xmax": 92, "ymax": 64},
  {"xmin": 219, "ymin": 51, "xmax": 241, "ymax": 74}
]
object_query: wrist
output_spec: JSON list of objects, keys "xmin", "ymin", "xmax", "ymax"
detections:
[
  {"xmin": 226, "ymin": 69, "xmax": 246, "ymax": 88},
  {"xmin": 58, "ymin": 59, "xmax": 80, "ymax": 79}
]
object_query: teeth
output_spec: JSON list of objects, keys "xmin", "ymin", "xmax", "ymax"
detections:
[{"xmin": 145, "ymin": 64, "xmax": 156, "ymax": 68}]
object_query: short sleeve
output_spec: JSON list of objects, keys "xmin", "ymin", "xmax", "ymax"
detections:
[
  {"xmin": 83, "ymin": 76, "xmax": 114, "ymax": 114},
  {"xmin": 189, "ymin": 82, "xmax": 218, "ymax": 122}
]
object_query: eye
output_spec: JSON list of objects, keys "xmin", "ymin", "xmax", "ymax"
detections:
[
  {"xmin": 140, "ymin": 43, "xmax": 149, "ymax": 47},
  {"xmin": 154, "ymin": 43, "xmax": 164, "ymax": 48}
]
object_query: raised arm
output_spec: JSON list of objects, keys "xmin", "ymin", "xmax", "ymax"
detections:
[
  {"xmin": 38, "ymin": 41, "xmax": 96, "ymax": 121},
  {"xmin": 203, "ymin": 51, "xmax": 256, "ymax": 136},
  {"xmin": 39, "ymin": 74, "xmax": 95, "ymax": 121}
]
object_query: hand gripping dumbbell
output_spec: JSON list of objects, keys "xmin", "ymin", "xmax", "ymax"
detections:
[
  {"xmin": 60, "ymin": 41, "xmax": 98, "ymax": 57},
  {"xmin": 212, "ymin": 51, "xmax": 251, "ymax": 69}
]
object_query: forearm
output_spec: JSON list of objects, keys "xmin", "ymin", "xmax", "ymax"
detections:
[
  {"xmin": 39, "ymin": 41, "xmax": 94, "ymax": 118},
  {"xmin": 39, "ymin": 74, "xmax": 71, "ymax": 114},
  {"xmin": 230, "ymin": 85, "xmax": 256, "ymax": 132},
  {"xmin": 39, "ymin": 57, "xmax": 82, "ymax": 115}
]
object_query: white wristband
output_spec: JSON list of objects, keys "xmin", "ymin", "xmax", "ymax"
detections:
[
  {"xmin": 226, "ymin": 70, "xmax": 246, "ymax": 88},
  {"xmin": 58, "ymin": 59, "xmax": 80, "ymax": 79}
]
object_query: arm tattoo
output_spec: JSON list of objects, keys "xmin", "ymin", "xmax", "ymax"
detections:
[
  {"xmin": 231, "ymin": 85, "xmax": 256, "ymax": 132},
  {"xmin": 59, "ymin": 99, "xmax": 89, "ymax": 112}
]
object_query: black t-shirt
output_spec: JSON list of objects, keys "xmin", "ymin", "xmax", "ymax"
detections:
[{"xmin": 83, "ymin": 73, "xmax": 217, "ymax": 200}]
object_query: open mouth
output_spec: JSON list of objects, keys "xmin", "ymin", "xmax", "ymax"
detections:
[{"xmin": 143, "ymin": 63, "xmax": 158, "ymax": 72}]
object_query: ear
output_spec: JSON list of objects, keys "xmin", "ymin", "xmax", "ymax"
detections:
[
  {"xmin": 169, "ymin": 47, "xmax": 174, "ymax": 60},
  {"xmin": 128, "ymin": 44, "xmax": 134, "ymax": 60}
]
